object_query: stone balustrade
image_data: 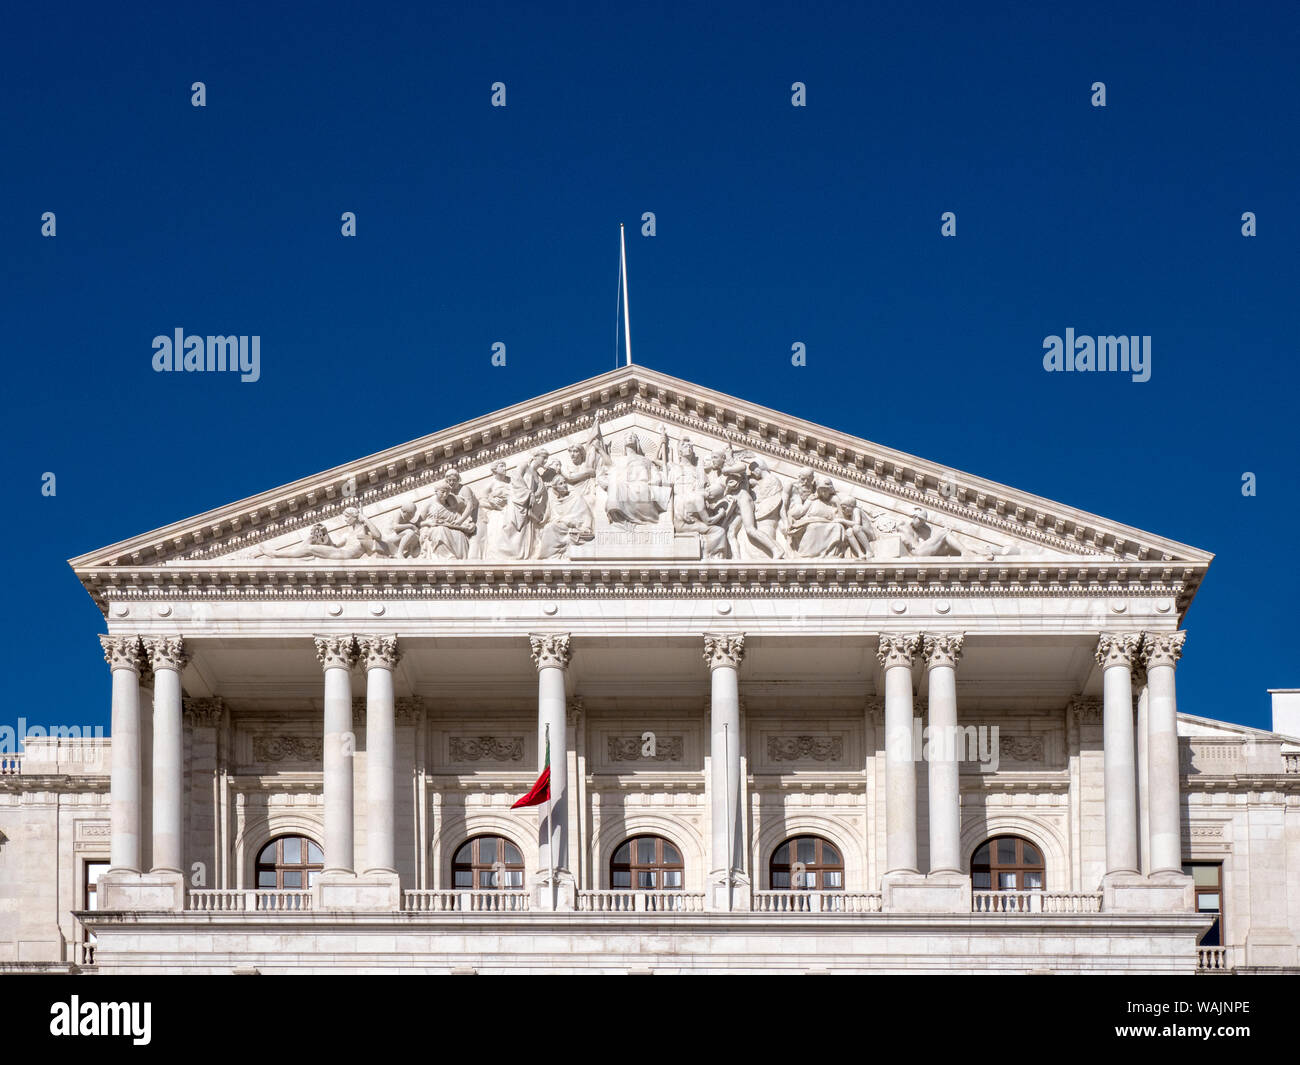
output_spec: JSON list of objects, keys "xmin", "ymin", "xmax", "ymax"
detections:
[
  {"xmin": 0, "ymin": 753, "xmax": 21, "ymax": 775},
  {"xmin": 971, "ymin": 891, "xmax": 1102, "ymax": 914},
  {"xmin": 403, "ymin": 890, "xmax": 530, "ymax": 912},
  {"xmin": 751, "ymin": 891, "xmax": 884, "ymax": 913},
  {"xmin": 575, "ymin": 890, "xmax": 706, "ymax": 913},
  {"xmin": 187, "ymin": 889, "xmax": 312, "ymax": 912},
  {"xmin": 1196, "ymin": 945, "xmax": 1229, "ymax": 971}
]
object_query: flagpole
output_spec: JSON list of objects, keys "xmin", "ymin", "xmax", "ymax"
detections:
[
  {"xmin": 724, "ymin": 721, "xmax": 732, "ymax": 906},
  {"xmin": 619, "ymin": 222, "xmax": 633, "ymax": 366},
  {"xmin": 545, "ymin": 722, "xmax": 554, "ymax": 891}
]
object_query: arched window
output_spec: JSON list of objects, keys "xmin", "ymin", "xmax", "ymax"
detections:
[
  {"xmin": 970, "ymin": 836, "xmax": 1044, "ymax": 891},
  {"xmin": 770, "ymin": 836, "xmax": 844, "ymax": 890},
  {"xmin": 610, "ymin": 836, "xmax": 684, "ymax": 890},
  {"xmin": 452, "ymin": 836, "xmax": 525, "ymax": 889},
  {"xmin": 255, "ymin": 836, "xmax": 323, "ymax": 889}
]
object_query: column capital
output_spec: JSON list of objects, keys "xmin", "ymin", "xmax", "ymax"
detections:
[
  {"xmin": 395, "ymin": 696, "xmax": 425, "ymax": 725},
  {"xmin": 865, "ymin": 696, "xmax": 885, "ymax": 724},
  {"xmin": 182, "ymin": 697, "xmax": 224, "ymax": 728},
  {"xmin": 529, "ymin": 632, "xmax": 572, "ymax": 671},
  {"xmin": 1094, "ymin": 632, "xmax": 1142, "ymax": 671},
  {"xmin": 357, "ymin": 634, "xmax": 400, "ymax": 671},
  {"xmin": 143, "ymin": 635, "xmax": 189, "ymax": 673},
  {"xmin": 703, "ymin": 633, "xmax": 745, "ymax": 671},
  {"xmin": 314, "ymin": 635, "xmax": 359, "ymax": 671},
  {"xmin": 876, "ymin": 633, "xmax": 921, "ymax": 671},
  {"xmin": 1141, "ymin": 631, "xmax": 1186, "ymax": 670},
  {"xmin": 922, "ymin": 633, "xmax": 965, "ymax": 670},
  {"xmin": 100, "ymin": 634, "xmax": 144, "ymax": 674}
]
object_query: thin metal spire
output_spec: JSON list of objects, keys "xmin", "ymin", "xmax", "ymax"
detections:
[{"xmin": 619, "ymin": 223, "xmax": 633, "ymax": 366}]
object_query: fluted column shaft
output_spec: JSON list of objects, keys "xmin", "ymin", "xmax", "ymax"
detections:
[
  {"xmin": 146, "ymin": 637, "xmax": 188, "ymax": 874},
  {"xmin": 316, "ymin": 636, "xmax": 359, "ymax": 875},
  {"xmin": 705, "ymin": 634, "xmax": 745, "ymax": 889},
  {"xmin": 924, "ymin": 634, "xmax": 964, "ymax": 875},
  {"xmin": 878, "ymin": 635, "xmax": 921, "ymax": 876},
  {"xmin": 530, "ymin": 634, "xmax": 571, "ymax": 877},
  {"xmin": 360, "ymin": 636, "xmax": 399, "ymax": 876},
  {"xmin": 1143, "ymin": 632, "xmax": 1187, "ymax": 876},
  {"xmin": 102, "ymin": 636, "xmax": 143, "ymax": 874},
  {"xmin": 1097, "ymin": 634, "xmax": 1141, "ymax": 877}
]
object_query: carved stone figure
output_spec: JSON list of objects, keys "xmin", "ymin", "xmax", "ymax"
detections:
[
  {"xmin": 259, "ymin": 506, "xmax": 387, "ymax": 559},
  {"xmin": 749, "ymin": 460, "xmax": 786, "ymax": 549},
  {"xmin": 786, "ymin": 476, "xmax": 848, "ymax": 558},
  {"xmin": 900, "ymin": 507, "xmax": 1011, "ymax": 560},
  {"xmin": 390, "ymin": 502, "xmax": 421, "ymax": 558},
  {"xmin": 418, "ymin": 480, "xmax": 477, "ymax": 559},
  {"xmin": 490, "ymin": 449, "xmax": 551, "ymax": 559},
  {"xmin": 837, "ymin": 495, "xmax": 876, "ymax": 558},
  {"xmin": 536, "ymin": 480, "xmax": 595, "ymax": 559},
  {"xmin": 474, "ymin": 461, "xmax": 513, "ymax": 559},
  {"xmin": 599, "ymin": 432, "xmax": 671, "ymax": 526},
  {"xmin": 720, "ymin": 457, "xmax": 782, "ymax": 559},
  {"xmin": 549, "ymin": 413, "xmax": 603, "ymax": 500}
]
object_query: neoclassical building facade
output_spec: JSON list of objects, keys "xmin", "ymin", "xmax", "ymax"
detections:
[{"xmin": 2, "ymin": 365, "xmax": 1297, "ymax": 973}]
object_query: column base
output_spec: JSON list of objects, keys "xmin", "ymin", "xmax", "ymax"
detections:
[
  {"xmin": 99, "ymin": 870, "xmax": 186, "ymax": 912},
  {"xmin": 706, "ymin": 872, "xmax": 751, "ymax": 912},
  {"xmin": 882, "ymin": 871, "xmax": 970, "ymax": 913},
  {"xmin": 313, "ymin": 871, "xmax": 401, "ymax": 912},
  {"xmin": 532, "ymin": 870, "xmax": 576, "ymax": 912},
  {"xmin": 1101, "ymin": 871, "xmax": 1194, "ymax": 913}
]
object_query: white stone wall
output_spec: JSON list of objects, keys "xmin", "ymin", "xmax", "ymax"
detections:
[{"xmin": 2, "ymin": 717, "xmax": 1298, "ymax": 971}]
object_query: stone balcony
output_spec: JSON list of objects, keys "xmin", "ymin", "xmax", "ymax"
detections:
[{"xmin": 176, "ymin": 887, "xmax": 1115, "ymax": 915}]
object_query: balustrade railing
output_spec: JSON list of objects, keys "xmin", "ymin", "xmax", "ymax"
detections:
[
  {"xmin": 77, "ymin": 941, "xmax": 96, "ymax": 965},
  {"xmin": 1196, "ymin": 945, "xmax": 1229, "ymax": 972},
  {"xmin": 0, "ymin": 753, "xmax": 21, "ymax": 775},
  {"xmin": 971, "ymin": 890, "xmax": 1102, "ymax": 913},
  {"xmin": 576, "ymin": 890, "xmax": 706, "ymax": 912},
  {"xmin": 403, "ymin": 890, "xmax": 530, "ymax": 912},
  {"xmin": 751, "ymin": 890, "xmax": 883, "ymax": 913},
  {"xmin": 186, "ymin": 889, "xmax": 312, "ymax": 912}
]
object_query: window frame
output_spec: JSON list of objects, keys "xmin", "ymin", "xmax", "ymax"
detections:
[
  {"xmin": 768, "ymin": 835, "xmax": 845, "ymax": 891},
  {"xmin": 451, "ymin": 835, "xmax": 526, "ymax": 890},
  {"xmin": 969, "ymin": 835, "xmax": 1045, "ymax": 892},
  {"xmin": 254, "ymin": 835, "xmax": 324, "ymax": 890},
  {"xmin": 1182, "ymin": 861, "xmax": 1223, "ymax": 946},
  {"xmin": 609, "ymin": 835, "xmax": 685, "ymax": 891}
]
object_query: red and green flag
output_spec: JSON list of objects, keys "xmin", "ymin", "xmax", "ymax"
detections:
[{"xmin": 512, "ymin": 734, "xmax": 550, "ymax": 809}]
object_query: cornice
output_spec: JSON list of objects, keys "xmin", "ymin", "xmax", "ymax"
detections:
[
  {"xmin": 68, "ymin": 367, "xmax": 1212, "ymax": 601},
  {"xmin": 78, "ymin": 558, "xmax": 1204, "ymax": 615}
]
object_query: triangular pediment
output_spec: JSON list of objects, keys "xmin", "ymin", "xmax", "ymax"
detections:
[{"xmin": 70, "ymin": 366, "xmax": 1212, "ymax": 604}]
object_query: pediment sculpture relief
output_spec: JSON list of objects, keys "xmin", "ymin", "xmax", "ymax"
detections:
[{"xmin": 251, "ymin": 416, "xmax": 1062, "ymax": 564}]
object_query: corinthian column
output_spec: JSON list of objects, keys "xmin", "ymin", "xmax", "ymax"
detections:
[
  {"xmin": 530, "ymin": 633, "xmax": 572, "ymax": 904},
  {"xmin": 358, "ymin": 635, "xmax": 399, "ymax": 878},
  {"xmin": 877, "ymin": 634, "xmax": 921, "ymax": 877},
  {"xmin": 316, "ymin": 635, "xmax": 359, "ymax": 875},
  {"xmin": 1096, "ymin": 633, "xmax": 1142, "ymax": 878},
  {"xmin": 144, "ymin": 636, "xmax": 188, "ymax": 875},
  {"xmin": 704, "ymin": 634, "xmax": 746, "ymax": 910},
  {"xmin": 101, "ymin": 635, "xmax": 144, "ymax": 875},
  {"xmin": 923, "ymin": 633, "xmax": 964, "ymax": 875},
  {"xmin": 1142, "ymin": 632, "xmax": 1187, "ymax": 877}
]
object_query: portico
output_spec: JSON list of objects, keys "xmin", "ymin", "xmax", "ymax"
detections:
[{"xmin": 33, "ymin": 363, "xmax": 1290, "ymax": 974}]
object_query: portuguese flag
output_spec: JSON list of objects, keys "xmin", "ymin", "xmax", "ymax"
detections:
[{"xmin": 512, "ymin": 734, "xmax": 550, "ymax": 809}]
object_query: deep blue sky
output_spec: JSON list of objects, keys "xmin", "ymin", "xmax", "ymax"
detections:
[{"xmin": 3, "ymin": 2, "xmax": 1296, "ymax": 738}]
